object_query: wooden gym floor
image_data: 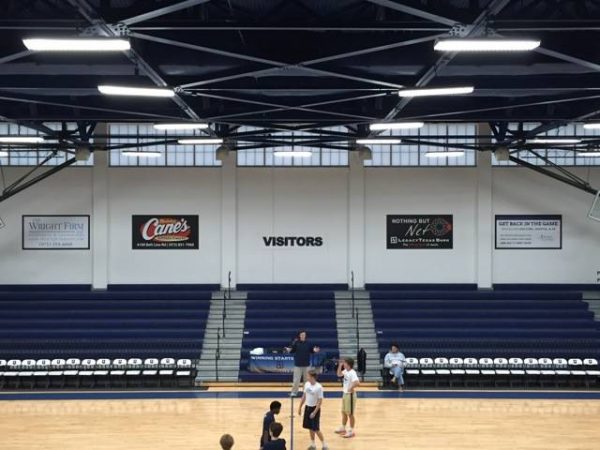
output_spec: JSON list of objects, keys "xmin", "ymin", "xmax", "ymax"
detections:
[{"xmin": 1, "ymin": 392, "xmax": 599, "ymax": 450}]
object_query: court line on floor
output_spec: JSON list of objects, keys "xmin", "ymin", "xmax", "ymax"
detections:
[{"xmin": 1, "ymin": 390, "xmax": 600, "ymax": 401}]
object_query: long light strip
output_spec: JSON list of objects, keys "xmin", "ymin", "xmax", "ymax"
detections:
[
  {"xmin": 527, "ymin": 138, "xmax": 581, "ymax": 144},
  {"xmin": 369, "ymin": 122, "xmax": 424, "ymax": 131},
  {"xmin": 425, "ymin": 151, "xmax": 465, "ymax": 158},
  {"xmin": 98, "ymin": 85, "xmax": 175, "ymax": 97},
  {"xmin": 434, "ymin": 39, "xmax": 540, "ymax": 52},
  {"xmin": 178, "ymin": 138, "xmax": 223, "ymax": 145},
  {"xmin": 23, "ymin": 38, "xmax": 130, "ymax": 52},
  {"xmin": 153, "ymin": 123, "xmax": 209, "ymax": 130},
  {"xmin": 579, "ymin": 152, "xmax": 600, "ymax": 157},
  {"xmin": 0, "ymin": 136, "xmax": 44, "ymax": 144},
  {"xmin": 356, "ymin": 138, "xmax": 402, "ymax": 145},
  {"xmin": 273, "ymin": 151, "xmax": 313, "ymax": 158},
  {"xmin": 583, "ymin": 123, "xmax": 600, "ymax": 130},
  {"xmin": 122, "ymin": 151, "xmax": 162, "ymax": 158},
  {"xmin": 398, "ymin": 86, "xmax": 474, "ymax": 97}
]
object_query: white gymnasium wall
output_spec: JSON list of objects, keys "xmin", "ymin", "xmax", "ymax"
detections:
[
  {"xmin": 492, "ymin": 167, "xmax": 600, "ymax": 284},
  {"xmin": 364, "ymin": 168, "xmax": 479, "ymax": 284},
  {"xmin": 1, "ymin": 162, "xmax": 599, "ymax": 286},
  {"xmin": 107, "ymin": 168, "xmax": 222, "ymax": 285},
  {"xmin": 0, "ymin": 167, "xmax": 93, "ymax": 284},
  {"xmin": 236, "ymin": 168, "xmax": 348, "ymax": 284}
]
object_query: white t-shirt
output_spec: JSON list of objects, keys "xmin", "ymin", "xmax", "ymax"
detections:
[
  {"xmin": 342, "ymin": 369, "xmax": 359, "ymax": 394},
  {"xmin": 303, "ymin": 381, "xmax": 324, "ymax": 407}
]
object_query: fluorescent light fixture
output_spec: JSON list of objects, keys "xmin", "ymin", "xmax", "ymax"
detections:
[
  {"xmin": 398, "ymin": 86, "xmax": 474, "ymax": 97},
  {"xmin": 527, "ymin": 138, "xmax": 581, "ymax": 144},
  {"xmin": 434, "ymin": 38, "xmax": 540, "ymax": 52},
  {"xmin": 583, "ymin": 123, "xmax": 600, "ymax": 130},
  {"xmin": 369, "ymin": 122, "xmax": 424, "ymax": 131},
  {"xmin": 153, "ymin": 123, "xmax": 209, "ymax": 130},
  {"xmin": 0, "ymin": 136, "xmax": 44, "ymax": 144},
  {"xmin": 178, "ymin": 138, "xmax": 223, "ymax": 145},
  {"xmin": 579, "ymin": 152, "xmax": 600, "ymax": 157},
  {"xmin": 23, "ymin": 38, "xmax": 130, "ymax": 52},
  {"xmin": 425, "ymin": 151, "xmax": 465, "ymax": 158},
  {"xmin": 356, "ymin": 138, "xmax": 402, "ymax": 145},
  {"xmin": 98, "ymin": 85, "xmax": 175, "ymax": 97},
  {"xmin": 0, "ymin": 151, "xmax": 8, "ymax": 157},
  {"xmin": 273, "ymin": 151, "xmax": 313, "ymax": 158},
  {"xmin": 121, "ymin": 151, "xmax": 162, "ymax": 158}
]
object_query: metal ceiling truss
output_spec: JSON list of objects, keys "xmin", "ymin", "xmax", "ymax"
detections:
[{"xmin": 1, "ymin": 0, "xmax": 600, "ymax": 201}]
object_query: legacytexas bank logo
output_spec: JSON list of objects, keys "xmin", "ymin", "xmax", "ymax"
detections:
[{"xmin": 140, "ymin": 217, "xmax": 192, "ymax": 242}]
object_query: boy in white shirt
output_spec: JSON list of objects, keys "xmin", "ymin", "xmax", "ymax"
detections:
[
  {"xmin": 298, "ymin": 370, "xmax": 328, "ymax": 450},
  {"xmin": 334, "ymin": 357, "xmax": 360, "ymax": 438}
]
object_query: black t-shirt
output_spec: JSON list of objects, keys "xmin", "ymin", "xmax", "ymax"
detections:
[
  {"xmin": 263, "ymin": 438, "xmax": 287, "ymax": 450},
  {"xmin": 260, "ymin": 411, "xmax": 275, "ymax": 447},
  {"xmin": 290, "ymin": 340, "xmax": 313, "ymax": 367}
]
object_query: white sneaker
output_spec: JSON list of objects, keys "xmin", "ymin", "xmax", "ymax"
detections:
[
  {"xmin": 334, "ymin": 427, "xmax": 345, "ymax": 434},
  {"xmin": 342, "ymin": 430, "xmax": 355, "ymax": 438}
]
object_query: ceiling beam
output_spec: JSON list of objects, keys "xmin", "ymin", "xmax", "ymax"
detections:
[
  {"xmin": 365, "ymin": 0, "xmax": 458, "ymax": 27},
  {"xmin": 379, "ymin": 0, "xmax": 512, "ymax": 122},
  {"xmin": 121, "ymin": 0, "xmax": 212, "ymax": 26},
  {"xmin": 131, "ymin": 32, "xmax": 418, "ymax": 89},
  {"xmin": 186, "ymin": 91, "xmax": 377, "ymax": 121},
  {"xmin": 67, "ymin": 0, "xmax": 203, "ymax": 123},
  {"xmin": 0, "ymin": 50, "xmax": 34, "ymax": 65}
]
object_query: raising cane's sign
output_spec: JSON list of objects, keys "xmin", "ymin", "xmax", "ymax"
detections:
[{"xmin": 132, "ymin": 215, "xmax": 199, "ymax": 249}]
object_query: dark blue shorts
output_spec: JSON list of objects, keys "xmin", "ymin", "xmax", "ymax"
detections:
[{"xmin": 302, "ymin": 405, "xmax": 321, "ymax": 431}]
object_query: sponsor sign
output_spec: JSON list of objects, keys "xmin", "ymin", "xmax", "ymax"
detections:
[
  {"xmin": 495, "ymin": 214, "xmax": 562, "ymax": 249},
  {"xmin": 22, "ymin": 215, "xmax": 90, "ymax": 250},
  {"xmin": 262, "ymin": 236, "xmax": 323, "ymax": 247},
  {"xmin": 387, "ymin": 215, "xmax": 453, "ymax": 249},
  {"xmin": 132, "ymin": 215, "xmax": 198, "ymax": 249}
]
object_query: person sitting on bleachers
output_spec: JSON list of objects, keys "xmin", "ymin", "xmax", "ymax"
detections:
[{"xmin": 384, "ymin": 342, "xmax": 406, "ymax": 390}]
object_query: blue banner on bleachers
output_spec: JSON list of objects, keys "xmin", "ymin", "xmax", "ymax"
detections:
[{"xmin": 248, "ymin": 354, "xmax": 328, "ymax": 373}]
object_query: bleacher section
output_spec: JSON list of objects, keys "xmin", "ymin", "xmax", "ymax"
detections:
[
  {"xmin": 240, "ymin": 289, "xmax": 340, "ymax": 381},
  {"xmin": 371, "ymin": 289, "xmax": 600, "ymax": 388},
  {"xmin": 0, "ymin": 289, "xmax": 211, "ymax": 389}
]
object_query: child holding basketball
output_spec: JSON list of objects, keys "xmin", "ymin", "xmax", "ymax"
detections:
[
  {"xmin": 297, "ymin": 370, "xmax": 328, "ymax": 450},
  {"xmin": 335, "ymin": 357, "xmax": 360, "ymax": 438}
]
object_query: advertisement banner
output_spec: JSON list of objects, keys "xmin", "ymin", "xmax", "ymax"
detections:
[
  {"xmin": 132, "ymin": 215, "xmax": 199, "ymax": 249},
  {"xmin": 386, "ymin": 215, "xmax": 453, "ymax": 249},
  {"xmin": 22, "ymin": 215, "xmax": 90, "ymax": 250},
  {"xmin": 495, "ymin": 214, "xmax": 562, "ymax": 249}
]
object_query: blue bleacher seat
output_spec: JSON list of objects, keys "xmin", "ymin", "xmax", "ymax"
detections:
[{"xmin": 372, "ymin": 289, "xmax": 600, "ymax": 375}]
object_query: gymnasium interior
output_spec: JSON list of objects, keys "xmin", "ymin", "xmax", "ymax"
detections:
[{"xmin": 1, "ymin": 1, "xmax": 600, "ymax": 449}]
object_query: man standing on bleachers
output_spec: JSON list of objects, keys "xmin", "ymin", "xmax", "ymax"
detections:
[{"xmin": 286, "ymin": 330, "xmax": 320, "ymax": 397}]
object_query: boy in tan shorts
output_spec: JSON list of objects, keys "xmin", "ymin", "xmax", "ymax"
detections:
[{"xmin": 334, "ymin": 357, "xmax": 360, "ymax": 438}]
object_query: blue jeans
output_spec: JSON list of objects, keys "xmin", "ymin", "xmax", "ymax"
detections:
[{"xmin": 390, "ymin": 366, "xmax": 404, "ymax": 385}]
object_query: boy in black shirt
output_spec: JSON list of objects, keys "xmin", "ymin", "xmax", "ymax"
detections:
[
  {"xmin": 260, "ymin": 401, "xmax": 282, "ymax": 449},
  {"xmin": 263, "ymin": 422, "xmax": 287, "ymax": 450}
]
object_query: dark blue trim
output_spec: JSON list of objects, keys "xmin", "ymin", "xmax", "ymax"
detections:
[
  {"xmin": 237, "ymin": 284, "xmax": 348, "ymax": 291},
  {"xmin": 107, "ymin": 284, "xmax": 220, "ymax": 291},
  {"xmin": 1, "ymin": 390, "xmax": 600, "ymax": 401},
  {"xmin": 0, "ymin": 285, "xmax": 91, "ymax": 291},
  {"xmin": 494, "ymin": 284, "xmax": 600, "ymax": 291},
  {"xmin": 365, "ymin": 284, "xmax": 478, "ymax": 291}
]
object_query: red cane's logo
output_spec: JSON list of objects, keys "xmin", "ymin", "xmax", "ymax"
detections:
[{"xmin": 140, "ymin": 217, "xmax": 191, "ymax": 242}]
